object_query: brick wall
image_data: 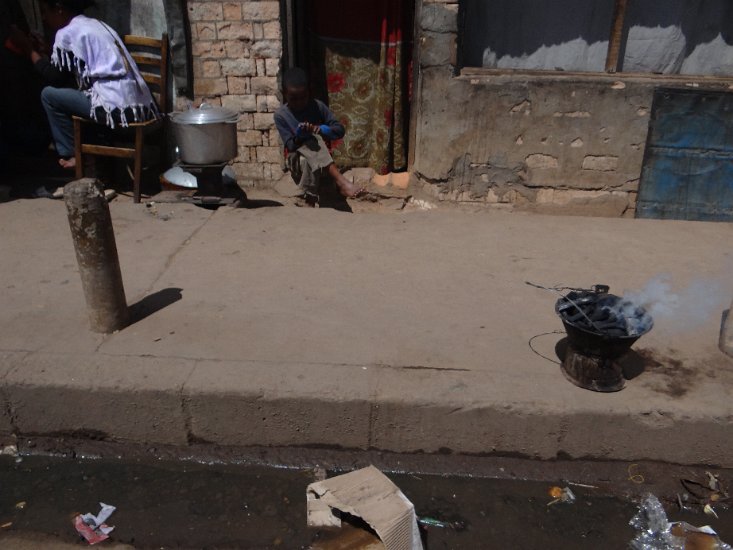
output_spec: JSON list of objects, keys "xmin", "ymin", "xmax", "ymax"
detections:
[{"xmin": 186, "ymin": 1, "xmax": 285, "ymax": 184}]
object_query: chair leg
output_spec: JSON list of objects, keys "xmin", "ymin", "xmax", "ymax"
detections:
[
  {"xmin": 133, "ymin": 126, "xmax": 144, "ymax": 203},
  {"xmin": 74, "ymin": 118, "xmax": 83, "ymax": 180},
  {"xmin": 159, "ymin": 124, "xmax": 167, "ymax": 174}
]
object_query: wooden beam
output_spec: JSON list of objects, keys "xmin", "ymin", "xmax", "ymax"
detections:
[{"xmin": 605, "ymin": 0, "xmax": 629, "ymax": 73}]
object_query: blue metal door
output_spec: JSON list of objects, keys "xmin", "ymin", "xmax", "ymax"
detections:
[{"xmin": 636, "ymin": 88, "xmax": 733, "ymax": 222}]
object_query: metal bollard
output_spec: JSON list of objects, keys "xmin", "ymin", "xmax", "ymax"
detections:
[
  {"xmin": 721, "ymin": 298, "xmax": 733, "ymax": 357},
  {"xmin": 64, "ymin": 178, "xmax": 129, "ymax": 333}
]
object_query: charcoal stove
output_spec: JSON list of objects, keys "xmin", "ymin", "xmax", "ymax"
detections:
[
  {"xmin": 157, "ymin": 161, "xmax": 246, "ymax": 206},
  {"xmin": 555, "ymin": 285, "xmax": 653, "ymax": 392}
]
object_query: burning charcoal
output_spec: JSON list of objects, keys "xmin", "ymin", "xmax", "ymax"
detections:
[
  {"xmin": 557, "ymin": 301, "xmax": 575, "ymax": 313},
  {"xmin": 595, "ymin": 320, "xmax": 627, "ymax": 333},
  {"xmin": 589, "ymin": 308, "xmax": 610, "ymax": 322},
  {"xmin": 566, "ymin": 310, "xmax": 588, "ymax": 324}
]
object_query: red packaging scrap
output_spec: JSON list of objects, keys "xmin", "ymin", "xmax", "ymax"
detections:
[{"xmin": 73, "ymin": 502, "xmax": 116, "ymax": 545}]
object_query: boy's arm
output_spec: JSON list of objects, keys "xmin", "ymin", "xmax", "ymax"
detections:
[
  {"xmin": 317, "ymin": 101, "xmax": 345, "ymax": 140},
  {"xmin": 274, "ymin": 110, "xmax": 300, "ymax": 153}
]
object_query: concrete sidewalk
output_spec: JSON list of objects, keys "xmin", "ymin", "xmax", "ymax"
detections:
[{"xmin": 1, "ymin": 196, "xmax": 732, "ymax": 466}]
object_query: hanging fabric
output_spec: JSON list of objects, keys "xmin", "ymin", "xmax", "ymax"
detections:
[{"xmin": 309, "ymin": 0, "xmax": 412, "ymax": 175}]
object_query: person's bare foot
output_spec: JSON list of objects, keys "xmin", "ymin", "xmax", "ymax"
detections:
[
  {"xmin": 58, "ymin": 157, "xmax": 76, "ymax": 170},
  {"xmin": 329, "ymin": 164, "xmax": 366, "ymax": 198}
]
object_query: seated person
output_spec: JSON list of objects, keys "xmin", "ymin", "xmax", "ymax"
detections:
[
  {"xmin": 10, "ymin": 0, "xmax": 159, "ymax": 170},
  {"xmin": 274, "ymin": 68, "xmax": 364, "ymax": 204},
  {"xmin": 1, "ymin": 0, "xmax": 55, "ymax": 162}
]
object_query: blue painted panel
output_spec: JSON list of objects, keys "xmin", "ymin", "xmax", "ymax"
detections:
[{"xmin": 636, "ymin": 88, "xmax": 733, "ymax": 222}]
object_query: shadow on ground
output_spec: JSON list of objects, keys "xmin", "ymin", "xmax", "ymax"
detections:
[{"xmin": 128, "ymin": 287, "xmax": 183, "ymax": 324}]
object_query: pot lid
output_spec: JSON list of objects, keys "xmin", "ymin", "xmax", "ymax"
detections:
[{"xmin": 172, "ymin": 103, "xmax": 238, "ymax": 124}]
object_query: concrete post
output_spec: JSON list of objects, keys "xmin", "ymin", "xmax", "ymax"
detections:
[
  {"xmin": 721, "ymin": 299, "xmax": 733, "ymax": 357},
  {"xmin": 64, "ymin": 178, "xmax": 129, "ymax": 333}
]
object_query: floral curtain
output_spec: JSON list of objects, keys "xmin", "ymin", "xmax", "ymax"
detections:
[{"xmin": 309, "ymin": 0, "xmax": 411, "ymax": 175}]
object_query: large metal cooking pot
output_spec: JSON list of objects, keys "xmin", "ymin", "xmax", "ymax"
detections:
[{"xmin": 171, "ymin": 104, "xmax": 239, "ymax": 165}]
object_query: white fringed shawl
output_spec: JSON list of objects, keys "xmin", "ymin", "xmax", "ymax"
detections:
[{"xmin": 51, "ymin": 15, "xmax": 159, "ymax": 128}]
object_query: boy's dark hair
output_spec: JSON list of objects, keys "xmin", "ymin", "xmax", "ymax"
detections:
[
  {"xmin": 40, "ymin": 0, "xmax": 95, "ymax": 15},
  {"xmin": 282, "ymin": 68, "xmax": 308, "ymax": 90}
]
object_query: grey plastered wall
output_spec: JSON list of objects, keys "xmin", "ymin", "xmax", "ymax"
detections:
[{"xmin": 413, "ymin": 0, "xmax": 733, "ymax": 212}]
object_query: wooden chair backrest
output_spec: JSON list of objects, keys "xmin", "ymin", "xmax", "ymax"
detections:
[{"xmin": 123, "ymin": 33, "xmax": 169, "ymax": 114}]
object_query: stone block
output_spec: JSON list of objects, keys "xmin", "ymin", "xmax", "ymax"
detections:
[
  {"xmin": 256, "ymin": 58, "xmax": 266, "ymax": 76},
  {"xmin": 227, "ymin": 76, "xmax": 250, "ymax": 95},
  {"xmin": 256, "ymin": 146, "xmax": 283, "ymax": 164},
  {"xmin": 265, "ymin": 58, "xmax": 280, "ymax": 76},
  {"xmin": 189, "ymin": 2, "xmax": 223, "ymax": 22},
  {"xmin": 253, "ymin": 23, "xmax": 264, "ymax": 40},
  {"xmin": 239, "ymin": 130, "xmax": 264, "ymax": 146},
  {"xmin": 535, "ymin": 188, "xmax": 555, "ymax": 203},
  {"xmin": 236, "ymin": 145, "xmax": 251, "ymax": 162},
  {"xmin": 251, "ymin": 40, "xmax": 282, "ymax": 59},
  {"xmin": 268, "ymin": 128, "xmax": 281, "ymax": 147},
  {"xmin": 191, "ymin": 40, "xmax": 226, "ymax": 58},
  {"xmin": 195, "ymin": 22, "xmax": 217, "ymax": 40},
  {"xmin": 253, "ymin": 112, "xmax": 274, "ymax": 130},
  {"xmin": 217, "ymin": 21, "xmax": 254, "ymax": 40},
  {"xmin": 251, "ymin": 76, "xmax": 279, "ymax": 94},
  {"xmin": 236, "ymin": 113, "xmax": 254, "ymax": 130},
  {"xmin": 265, "ymin": 163, "xmax": 285, "ymax": 180},
  {"xmin": 221, "ymin": 94, "xmax": 257, "ymax": 112},
  {"xmin": 420, "ymin": 3, "xmax": 458, "ymax": 33},
  {"xmin": 174, "ymin": 96, "xmax": 191, "ymax": 111},
  {"xmin": 391, "ymin": 172, "xmax": 411, "ymax": 189},
  {"xmin": 232, "ymin": 162, "xmax": 264, "ymax": 180},
  {"xmin": 223, "ymin": 2, "xmax": 241, "ymax": 20},
  {"xmin": 419, "ymin": 31, "xmax": 456, "ymax": 67},
  {"xmin": 256, "ymin": 94, "xmax": 280, "ymax": 112},
  {"xmin": 582, "ymin": 155, "xmax": 619, "ymax": 171},
  {"xmin": 372, "ymin": 173, "xmax": 390, "ymax": 187},
  {"xmin": 220, "ymin": 57, "xmax": 256, "ymax": 76},
  {"xmin": 263, "ymin": 20, "xmax": 282, "ymax": 40},
  {"xmin": 241, "ymin": 1, "xmax": 280, "ymax": 21},
  {"xmin": 201, "ymin": 60, "xmax": 221, "ymax": 77},
  {"xmin": 526, "ymin": 154, "xmax": 559, "ymax": 169},
  {"xmin": 194, "ymin": 77, "xmax": 228, "ymax": 97},
  {"xmin": 224, "ymin": 39, "xmax": 249, "ymax": 58}
]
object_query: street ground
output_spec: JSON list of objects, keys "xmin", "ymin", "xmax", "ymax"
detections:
[
  {"xmin": 0, "ymin": 183, "xmax": 732, "ymax": 467},
  {"xmin": 0, "ymin": 440, "xmax": 731, "ymax": 549}
]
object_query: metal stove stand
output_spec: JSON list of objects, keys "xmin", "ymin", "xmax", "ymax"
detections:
[{"xmin": 154, "ymin": 161, "xmax": 245, "ymax": 206}]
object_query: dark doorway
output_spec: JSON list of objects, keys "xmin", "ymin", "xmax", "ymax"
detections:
[{"xmin": 284, "ymin": 0, "xmax": 415, "ymax": 175}]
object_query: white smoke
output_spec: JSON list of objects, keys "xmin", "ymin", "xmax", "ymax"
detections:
[{"xmin": 621, "ymin": 274, "xmax": 729, "ymax": 333}]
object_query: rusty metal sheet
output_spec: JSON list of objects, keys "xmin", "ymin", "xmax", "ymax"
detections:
[{"xmin": 636, "ymin": 88, "xmax": 733, "ymax": 222}]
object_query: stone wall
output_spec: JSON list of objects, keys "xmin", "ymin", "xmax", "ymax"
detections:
[
  {"xmin": 414, "ymin": 0, "xmax": 733, "ymax": 215},
  {"xmin": 183, "ymin": 0, "xmax": 733, "ymax": 211},
  {"xmin": 186, "ymin": 1, "xmax": 285, "ymax": 184}
]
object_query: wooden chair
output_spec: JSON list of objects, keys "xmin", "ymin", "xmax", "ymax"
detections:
[{"xmin": 74, "ymin": 33, "xmax": 168, "ymax": 203}]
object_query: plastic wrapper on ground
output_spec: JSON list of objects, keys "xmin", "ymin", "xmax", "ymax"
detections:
[{"xmin": 629, "ymin": 494, "xmax": 731, "ymax": 550}]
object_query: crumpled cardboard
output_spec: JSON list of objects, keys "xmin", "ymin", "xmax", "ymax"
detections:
[{"xmin": 307, "ymin": 465, "xmax": 424, "ymax": 550}]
